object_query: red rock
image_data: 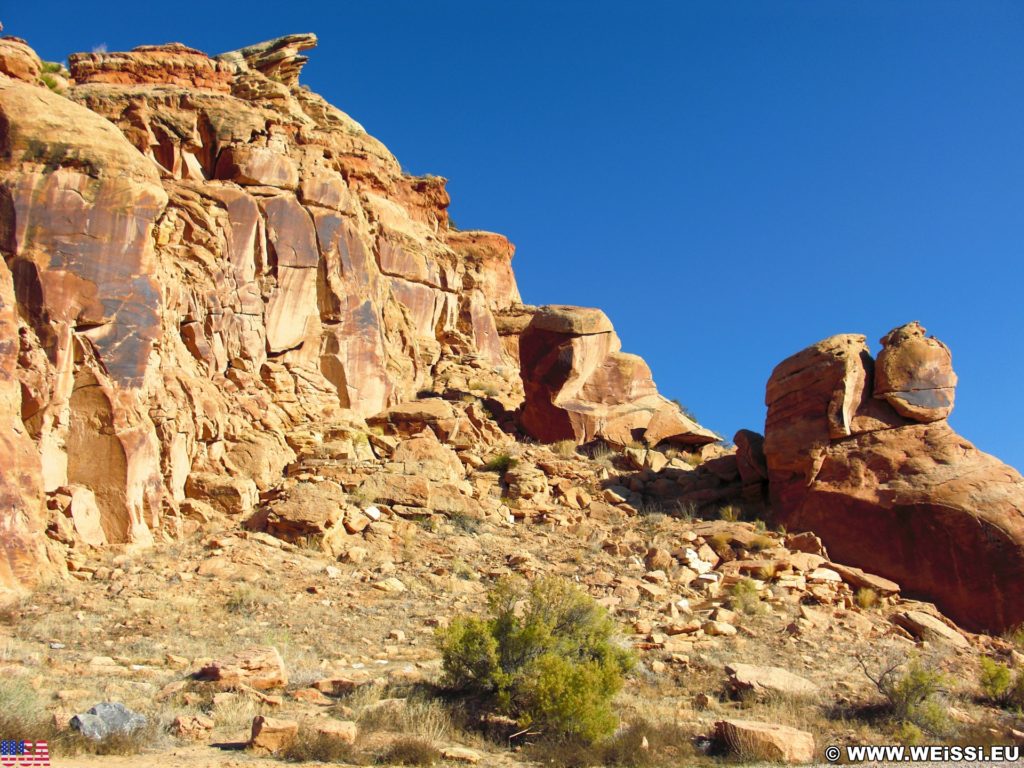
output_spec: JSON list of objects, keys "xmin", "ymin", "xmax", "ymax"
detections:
[
  {"xmin": 518, "ymin": 305, "xmax": 711, "ymax": 446},
  {"xmin": 198, "ymin": 646, "xmax": 288, "ymax": 690},
  {"xmin": 249, "ymin": 715, "xmax": 297, "ymax": 754},
  {"xmin": 715, "ymin": 719, "xmax": 815, "ymax": 763},
  {"xmin": 0, "ymin": 37, "xmax": 42, "ymax": 83},
  {"xmin": 68, "ymin": 43, "xmax": 233, "ymax": 91},
  {"xmin": 765, "ymin": 322, "xmax": 1024, "ymax": 632},
  {"xmin": 216, "ymin": 34, "xmax": 317, "ymax": 86}
]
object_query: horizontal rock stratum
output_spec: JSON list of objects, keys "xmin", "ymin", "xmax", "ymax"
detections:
[
  {"xmin": 764, "ymin": 322, "xmax": 1024, "ymax": 633},
  {"xmin": 0, "ymin": 34, "xmax": 712, "ymax": 597}
]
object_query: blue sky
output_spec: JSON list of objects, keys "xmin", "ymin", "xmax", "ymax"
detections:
[{"xmin": 7, "ymin": 1, "xmax": 1023, "ymax": 469}]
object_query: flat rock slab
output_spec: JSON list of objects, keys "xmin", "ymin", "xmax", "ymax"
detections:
[
  {"xmin": 892, "ymin": 610, "xmax": 969, "ymax": 648},
  {"xmin": 725, "ymin": 662, "xmax": 820, "ymax": 698}
]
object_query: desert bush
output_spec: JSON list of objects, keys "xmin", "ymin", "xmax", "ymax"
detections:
[
  {"xmin": 978, "ymin": 656, "xmax": 1024, "ymax": 709},
  {"xmin": 280, "ymin": 727, "xmax": 359, "ymax": 763},
  {"xmin": 378, "ymin": 736, "xmax": 439, "ymax": 765},
  {"xmin": 729, "ymin": 577, "xmax": 765, "ymax": 615},
  {"xmin": 40, "ymin": 73, "xmax": 62, "ymax": 92},
  {"xmin": 858, "ymin": 652, "xmax": 949, "ymax": 735},
  {"xmin": 481, "ymin": 453, "xmax": 516, "ymax": 473},
  {"xmin": 437, "ymin": 575, "xmax": 634, "ymax": 743},
  {"xmin": 979, "ymin": 657, "xmax": 1012, "ymax": 702},
  {"xmin": 552, "ymin": 439, "xmax": 577, "ymax": 457},
  {"xmin": 226, "ymin": 583, "xmax": 270, "ymax": 614},
  {"xmin": 748, "ymin": 534, "xmax": 773, "ymax": 552},
  {"xmin": 855, "ymin": 587, "xmax": 880, "ymax": 610},
  {"xmin": 707, "ymin": 532, "xmax": 733, "ymax": 556},
  {"xmin": 527, "ymin": 718, "xmax": 694, "ymax": 768}
]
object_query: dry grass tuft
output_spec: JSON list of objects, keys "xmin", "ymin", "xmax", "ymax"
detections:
[{"xmin": 379, "ymin": 736, "xmax": 440, "ymax": 765}]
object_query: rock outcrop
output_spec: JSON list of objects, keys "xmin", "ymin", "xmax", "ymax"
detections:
[
  {"xmin": 517, "ymin": 305, "xmax": 718, "ymax": 447},
  {"xmin": 764, "ymin": 322, "xmax": 1024, "ymax": 632},
  {"xmin": 0, "ymin": 34, "xmax": 703, "ymax": 599}
]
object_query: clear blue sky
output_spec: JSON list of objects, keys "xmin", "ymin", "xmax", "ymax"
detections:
[{"xmin": 7, "ymin": 1, "xmax": 1023, "ymax": 470}]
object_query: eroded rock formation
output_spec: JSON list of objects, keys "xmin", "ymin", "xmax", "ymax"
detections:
[
  {"xmin": 764, "ymin": 322, "xmax": 1024, "ymax": 632},
  {"xmin": 0, "ymin": 34, "xmax": 708, "ymax": 599},
  {"xmin": 518, "ymin": 305, "xmax": 718, "ymax": 447}
]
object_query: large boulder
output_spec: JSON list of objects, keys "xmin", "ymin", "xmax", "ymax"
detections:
[
  {"xmin": 764, "ymin": 322, "xmax": 1024, "ymax": 632},
  {"xmin": 715, "ymin": 719, "xmax": 815, "ymax": 764},
  {"xmin": 517, "ymin": 305, "xmax": 717, "ymax": 447}
]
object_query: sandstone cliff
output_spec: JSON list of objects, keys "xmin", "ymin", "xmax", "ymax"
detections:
[{"xmin": 0, "ymin": 34, "xmax": 711, "ymax": 598}]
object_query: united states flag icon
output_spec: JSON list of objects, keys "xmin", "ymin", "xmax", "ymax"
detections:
[{"xmin": 0, "ymin": 740, "xmax": 49, "ymax": 767}]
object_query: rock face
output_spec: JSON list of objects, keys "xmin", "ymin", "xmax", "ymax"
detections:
[
  {"xmin": 517, "ymin": 305, "xmax": 718, "ymax": 447},
  {"xmin": 0, "ymin": 34, "xmax": 702, "ymax": 600},
  {"xmin": 764, "ymin": 322, "xmax": 1024, "ymax": 632}
]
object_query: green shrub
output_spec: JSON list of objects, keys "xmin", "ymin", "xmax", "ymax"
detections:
[
  {"xmin": 437, "ymin": 576, "xmax": 634, "ymax": 743},
  {"xmin": 978, "ymin": 656, "xmax": 1024, "ymax": 709},
  {"xmin": 481, "ymin": 453, "xmax": 516, "ymax": 473},
  {"xmin": 41, "ymin": 61, "xmax": 64, "ymax": 73},
  {"xmin": 859, "ymin": 653, "xmax": 949, "ymax": 735},
  {"xmin": 979, "ymin": 657, "xmax": 1013, "ymax": 702},
  {"xmin": 40, "ymin": 73, "xmax": 62, "ymax": 92}
]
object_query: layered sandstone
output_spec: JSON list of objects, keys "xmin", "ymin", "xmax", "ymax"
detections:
[
  {"xmin": 0, "ymin": 34, "xmax": 698, "ymax": 599},
  {"xmin": 518, "ymin": 305, "xmax": 719, "ymax": 447},
  {"xmin": 764, "ymin": 322, "xmax": 1024, "ymax": 632}
]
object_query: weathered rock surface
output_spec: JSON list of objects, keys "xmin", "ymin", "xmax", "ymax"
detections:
[
  {"xmin": 715, "ymin": 719, "xmax": 815, "ymax": 763},
  {"xmin": 725, "ymin": 662, "xmax": 819, "ymax": 698},
  {"xmin": 70, "ymin": 702, "xmax": 148, "ymax": 740},
  {"xmin": 518, "ymin": 305, "xmax": 717, "ymax": 447},
  {"xmin": 250, "ymin": 715, "xmax": 298, "ymax": 754},
  {"xmin": 197, "ymin": 646, "xmax": 288, "ymax": 690},
  {"xmin": 764, "ymin": 322, "xmax": 1024, "ymax": 632},
  {"xmin": 6, "ymin": 33, "xmax": 688, "ymax": 598}
]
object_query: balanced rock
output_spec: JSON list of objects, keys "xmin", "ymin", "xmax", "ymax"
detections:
[{"xmin": 764, "ymin": 322, "xmax": 1024, "ymax": 632}]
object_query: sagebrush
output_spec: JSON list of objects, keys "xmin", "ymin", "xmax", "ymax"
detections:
[{"xmin": 437, "ymin": 575, "xmax": 634, "ymax": 743}]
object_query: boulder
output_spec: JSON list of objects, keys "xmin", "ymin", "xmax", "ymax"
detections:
[
  {"xmin": 715, "ymin": 719, "xmax": 815, "ymax": 763},
  {"xmin": 171, "ymin": 713, "xmax": 214, "ymax": 740},
  {"xmin": 70, "ymin": 702, "xmax": 147, "ymax": 740},
  {"xmin": 764, "ymin": 322, "xmax": 1024, "ymax": 633},
  {"xmin": 250, "ymin": 715, "xmax": 298, "ymax": 754}
]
